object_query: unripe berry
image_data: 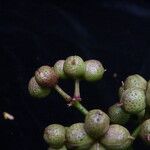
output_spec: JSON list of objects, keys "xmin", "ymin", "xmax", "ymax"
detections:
[
  {"xmin": 84, "ymin": 109, "xmax": 110, "ymax": 139},
  {"xmin": 48, "ymin": 145, "xmax": 67, "ymax": 150},
  {"xmin": 63, "ymin": 55, "xmax": 85, "ymax": 79},
  {"xmin": 66, "ymin": 123, "xmax": 94, "ymax": 150},
  {"xmin": 54, "ymin": 60, "xmax": 67, "ymax": 79},
  {"xmin": 89, "ymin": 143, "xmax": 106, "ymax": 150},
  {"xmin": 121, "ymin": 88, "xmax": 146, "ymax": 114},
  {"xmin": 146, "ymin": 80, "xmax": 150, "ymax": 108},
  {"xmin": 43, "ymin": 124, "xmax": 66, "ymax": 148},
  {"xmin": 84, "ymin": 60, "xmax": 105, "ymax": 82},
  {"xmin": 35, "ymin": 65, "xmax": 59, "ymax": 87},
  {"xmin": 124, "ymin": 74, "xmax": 147, "ymax": 90},
  {"xmin": 108, "ymin": 103, "xmax": 130, "ymax": 125},
  {"xmin": 139, "ymin": 119, "xmax": 150, "ymax": 145},
  {"xmin": 28, "ymin": 77, "xmax": 50, "ymax": 98},
  {"xmin": 100, "ymin": 124, "xmax": 134, "ymax": 150}
]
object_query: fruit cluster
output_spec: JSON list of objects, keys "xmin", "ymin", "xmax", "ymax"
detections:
[
  {"xmin": 43, "ymin": 109, "xmax": 133, "ymax": 150},
  {"xmin": 108, "ymin": 74, "xmax": 150, "ymax": 147},
  {"xmin": 28, "ymin": 55, "xmax": 150, "ymax": 150},
  {"xmin": 28, "ymin": 56, "xmax": 105, "ymax": 99}
]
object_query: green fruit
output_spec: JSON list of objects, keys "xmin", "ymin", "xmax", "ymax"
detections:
[
  {"xmin": 124, "ymin": 74, "xmax": 147, "ymax": 90},
  {"xmin": 89, "ymin": 143, "xmax": 106, "ymax": 150},
  {"xmin": 84, "ymin": 60, "xmax": 105, "ymax": 82},
  {"xmin": 48, "ymin": 145, "xmax": 67, "ymax": 150},
  {"xmin": 139, "ymin": 119, "xmax": 150, "ymax": 145},
  {"xmin": 66, "ymin": 123, "xmax": 94, "ymax": 150},
  {"xmin": 43, "ymin": 124, "xmax": 66, "ymax": 148},
  {"xmin": 108, "ymin": 103, "xmax": 130, "ymax": 125},
  {"xmin": 84, "ymin": 109, "xmax": 110, "ymax": 139},
  {"xmin": 63, "ymin": 55, "xmax": 85, "ymax": 79},
  {"xmin": 54, "ymin": 60, "xmax": 67, "ymax": 79},
  {"xmin": 121, "ymin": 88, "xmax": 146, "ymax": 114},
  {"xmin": 118, "ymin": 85, "xmax": 125, "ymax": 99},
  {"xmin": 35, "ymin": 65, "xmax": 59, "ymax": 87},
  {"xmin": 146, "ymin": 80, "xmax": 150, "ymax": 108},
  {"xmin": 28, "ymin": 76, "xmax": 50, "ymax": 98},
  {"xmin": 101, "ymin": 124, "xmax": 134, "ymax": 150}
]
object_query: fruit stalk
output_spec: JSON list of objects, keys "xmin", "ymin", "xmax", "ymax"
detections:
[
  {"xmin": 73, "ymin": 101, "xmax": 88, "ymax": 115},
  {"xmin": 74, "ymin": 79, "xmax": 81, "ymax": 99},
  {"xmin": 54, "ymin": 84, "xmax": 88, "ymax": 115},
  {"xmin": 54, "ymin": 85, "xmax": 72, "ymax": 102}
]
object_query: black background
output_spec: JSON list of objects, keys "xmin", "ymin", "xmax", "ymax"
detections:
[{"xmin": 0, "ymin": 1, "xmax": 150, "ymax": 150}]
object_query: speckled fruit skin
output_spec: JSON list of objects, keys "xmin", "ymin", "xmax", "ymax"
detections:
[
  {"xmin": 124, "ymin": 74, "xmax": 147, "ymax": 90},
  {"xmin": 118, "ymin": 85, "xmax": 125, "ymax": 99},
  {"xmin": 48, "ymin": 145, "xmax": 67, "ymax": 150},
  {"xmin": 66, "ymin": 123, "xmax": 94, "ymax": 150},
  {"xmin": 54, "ymin": 60, "xmax": 67, "ymax": 79},
  {"xmin": 100, "ymin": 124, "xmax": 133, "ymax": 150},
  {"xmin": 35, "ymin": 65, "xmax": 59, "ymax": 87},
  {"xmin": 84, "ymin": 109, "xmax": 110, "ymax": 139},
  {"xmin": 108, "ymin": 103, "xmax": 130, "ymax": 125},
  {"xmin": 28, "ymin": 76, "xmax": 50, "ymax": 98},
  {"xmin": 146, "ymin": 80, "xmax": 150, "ymax": 108},
  {"xmin": 121, "ymin": 88, "xmax": 146, "ymax": 114},
  {"xmin": 140, "ymin": 119, "xmax": 150, "ymax": 145},
  {"xmin": 63, "ymin": 56, "xmax": 85, "ymax": 79},
  {"xmin": 89, "ymin": 143, "xmax": 106, "ymax": 150},
  {"xmin": 43, "ymin": 124, "xmax": 66, "ymax": 148},
  {"xmin": 84, "ymin": 60, "xmax": 105, "ymax": 82}
]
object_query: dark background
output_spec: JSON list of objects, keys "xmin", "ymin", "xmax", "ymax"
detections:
[{"xmin": 0, "ymin": 0, "xmax": 150, "ymax": 150}]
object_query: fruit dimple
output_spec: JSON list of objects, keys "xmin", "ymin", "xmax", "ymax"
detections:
[
  {"xmin": 71, "ymin": 59, "xmax": 76, "ymax": 65},
  {"xmin": 63, "ymin": 56, "xmax": 85, "ymax": 79}
]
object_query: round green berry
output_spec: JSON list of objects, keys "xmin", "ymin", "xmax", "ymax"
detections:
[
  {"xmin": 63, "ymin": 55, "xmax": 85, "ymax": 79},
  {"xmin": 66, "ymin": 123, "xmax": 94, "ymax": 150},
  {"xmin": 108, "ymin": 103, "xmax": 130, "ymax": 125},
  {"xmin": 139, "ymin": 119, "xmax": 150, "ymax": 145},
  {"xmin": 121, "ymin": 88, "xmax": 146, "ymax": 114},
  {"xmin": 89, "ymin": 143, "xmax": 106, "ymax": 150},
  {"xmin": 35, "ymin": 65, "xmax": 59, "ymax": 88},
  {"xmin": 100, "ymin": 124, "xmax": 134, "ymax": 150},
  {"xmin": 124, "ymin": 74, "xmax": 147, "ymax": 90},
  {"xmin": 28, "ymin": 76, "xmax": 50, "ymax": 98},
  {"xmin": 43, "ymin": 124, "xmax": 66, "ymax": 148},
  {"xmin": 84, "ymin": 60, "xmax": 105, "ymax": 82},
  {"xmin": 84, "ymin": 109, "xmax": 110, "ymax": 139},
  {"xmin": 48, "ymin": 145, "xmax": 67, "ymax": 150},
  {"xmin": 146, "ymin": 80, "xmax": 150, "ymax": 108},
  {"xmin": 54, "ymin": 60, "xmax": 67, "ymax": 79}
]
